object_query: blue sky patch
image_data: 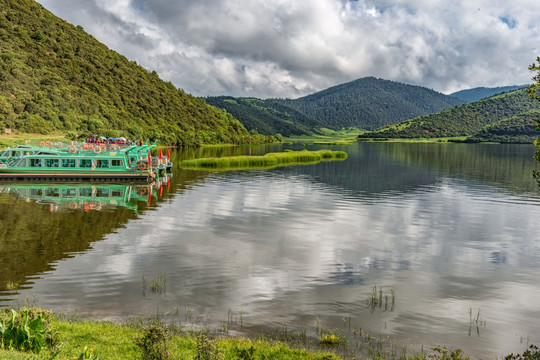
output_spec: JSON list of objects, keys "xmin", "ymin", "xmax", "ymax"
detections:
[{"xmin": 500, "ymin": 16, "xmax": 516, "ymax": 29}]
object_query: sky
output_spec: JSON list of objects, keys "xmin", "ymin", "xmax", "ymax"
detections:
[{"xmin": 36, "ymin": 0, "xmax": 540, "ymax": 99}]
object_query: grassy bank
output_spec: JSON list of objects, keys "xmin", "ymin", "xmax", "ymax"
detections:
[
  {"xmin": 179, "ymin": 149, "xmax": 348, "ymax": 170},
  {"xmin": 2, "ymin": 307, "xmax": 538, "ymax": 360},
  {"xmin": 356, "ymin": 136, "xmax": 468, "ymax": 143},
  {"xmin": 0, "ymin": 308, "xmax": 342, "ymax": 360}
]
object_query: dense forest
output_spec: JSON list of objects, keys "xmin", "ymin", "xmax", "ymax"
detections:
[
  {"xmin": 0, "ymin": 0, "xmax": 279, "ymax": 146},
  {"xmin": 279, "ymin": 77, "xmax": 464, "ymax": 130},
  {"xmin": 465, "ymin": 109, "xmax": 540, "ymax": 143},
  {"xmin": 450, "ymin": 85, "xmax": 527, "ymax": 103},
  {"xmin": 207, "ymin": 77, "xmax": 464, "ymax": 135},
  {"xmin": 358, "ymin": 89, "xmax": 540, "ymax": 142},
  {"xmin": 205, "ymin": 97, "xmax": 322, "ymax": 136}
]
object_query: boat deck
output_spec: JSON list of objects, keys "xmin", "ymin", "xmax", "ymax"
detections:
[{"xmin": 0, "ymin": 173, "xmax": 154, "ymax": 182}]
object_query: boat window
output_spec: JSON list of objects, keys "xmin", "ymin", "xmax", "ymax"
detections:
[
  {"xmin": 0, "ymin": 150, "xmax": 7, "ymax": 157},
  {"xmin": 111, "ymin": 159, "xmax": 123, "ymax": 167},
  {"xmin": 61, "ymin": 188, "xmax": 77, "ymax": 198},
  {"xmin": 45, "ymin": 188, "xmax": 60, "ymax": 198},
  {"xmin": 29, "ymin": 188, "xmax": 43, "ymax": 197},
  {"xmin": 79, "ymin": 188, "xmax": 93, "ymax": 197},
  {"xmin": 79, "ymin": 159, "xmax": 92, "ymax": 168},
  {"xmin": 45, "ymin": 158, "xmax": 60, "ymax": 167},
  {"xmin": 95, "ymin": 188, "xmax": 109, "ymax": 197},
  {"xmin": 111, "ymin": 189, "xmax": 124, "ymax": 197},
  {"xmin": 96, "ymin": 159, "xmax": 110, "ymax": 168},
  {"xmin": 61, "ymin": 159, "xmax": 76, "ymax": 168},
  {"xmin": 30, "ymin": 158, "xmax": 42, "ymax": 167}
]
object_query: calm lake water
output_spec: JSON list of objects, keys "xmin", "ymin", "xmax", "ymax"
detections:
[{"xmin": 1, "ymin": 142, "xmax": 540, "ymax": 358}]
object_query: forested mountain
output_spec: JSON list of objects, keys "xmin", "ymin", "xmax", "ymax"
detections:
[
  {"xmin": 358, "ymin": 89, "xmax": 540, "ymax": 143},
  {"xmin": 207, "ymin": 77, "xmax": 464, "ymax": 135},
  {"xmin": 0, "ymin": 0, "xmax": 253, "ymax": 146},
  {"xmin": 450, "ymin": 85, "xmax": 527, "ymax": 103},
  {"xmin": 279, "ymin": 77, "xmax": 465, "ymax": 130},
  {"xmin": 205, "ymin": 97, "xmax": 322, "ymax": 136}
]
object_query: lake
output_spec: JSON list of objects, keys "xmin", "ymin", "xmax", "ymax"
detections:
[{"xmin": 1, "ymin": 142, "xmax": 540, "ymax": 358}]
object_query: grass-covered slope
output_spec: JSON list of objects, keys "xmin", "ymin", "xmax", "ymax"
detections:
[
  {"xmin": 0, "ymin": 0, "xmax": 250, "ymax": 146},
  {"xmin": 466, "ymin": 108, "xmax": 540, "ymax": 143},
  {"xmin": 205, "ymin": 96, "xmax": 322, "ymax": 136},
  {"xmin": 280, "ymin": 77, "xmax": 465, "ymax": 130},
  {"xmin": 358, "ymin": 89, "xmax": 540, "ymax": 141}
]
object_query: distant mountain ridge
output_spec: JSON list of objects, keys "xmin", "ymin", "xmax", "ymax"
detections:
[
  {"xmin": 450, "ymin": 85, "xmax": 528, "ymax": 103},
  {"xmin": 207, "ymin": 77, "xmax": 464, "ymax": 135},
  {"xmin": 358, "ymin": 88, "xmax": 540, "ymax": 143}
]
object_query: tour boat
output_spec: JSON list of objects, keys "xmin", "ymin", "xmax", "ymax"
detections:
[{"xmin": 0, "ymin": 142, "xmax": 157, "ymax": 181}]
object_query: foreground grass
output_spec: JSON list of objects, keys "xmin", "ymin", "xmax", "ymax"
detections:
[
  {"xmin": 179, "ymin": 149, "xmax": 348, "ymax": 170},
  {"xmin": 3, "ymin": 308, "xmax": 539, "ymax": 360},
  {"xmin": 0, "ymin": 309, "xmax": 341, "ymax": 360}
]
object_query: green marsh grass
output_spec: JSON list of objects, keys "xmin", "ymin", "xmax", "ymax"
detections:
[
  {"xmin": 142, "ymin": 273, "xmax": 167, "ymax": 296},
  {"xmin": 366, "ymin": 285, "xmax": 395, "ymax": 313},
  {"xmin": 180, "ymin": 149, "xmax": 348, "ymax": 170}
]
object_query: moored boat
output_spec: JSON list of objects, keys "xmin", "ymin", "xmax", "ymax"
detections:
[{"xmin": 0, "ymin": 143, "xmax": 156, "ymax": 181}]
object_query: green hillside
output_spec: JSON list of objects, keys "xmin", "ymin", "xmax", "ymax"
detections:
[
  {"xmin": 450, "ymin": 85, "xmax": 527, "ymax": 103},
  {"xmin": 358, "ymin": 89, "xmax": 540, "ymax": 142},
  {"xmin": 0, "ymin": 0, "xmax": 251, "ymax": 146},
  {"xmin": 280, "ymin": 77, "xmax": 465, "ymax": 130},
  {"xmin": 466, "ymin": 109, "xmax": 540, "ymax": 143},
  {"xmin": 204, "ymin": 96, "xmax": 322, "ymax": 136}
]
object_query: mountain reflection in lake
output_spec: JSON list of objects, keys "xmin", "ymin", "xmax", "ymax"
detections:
[{"xmin": 1, "ymin": 143, "xmax": 540, "ymax": 358}]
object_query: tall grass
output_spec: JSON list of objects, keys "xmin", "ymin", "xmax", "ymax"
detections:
[{"xmin": 180, "ymin": 150, "xmax": 348, "ymax": 170}]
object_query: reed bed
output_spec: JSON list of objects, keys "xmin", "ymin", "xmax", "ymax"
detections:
[{"xmin": 180, "ymin": 149, "xmax": 348, "ymax": 170}]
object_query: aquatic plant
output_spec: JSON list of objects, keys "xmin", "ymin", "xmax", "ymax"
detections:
[
  {"xmin": 366, "ymin": 285, "xmax": 395, "ymax": 313},
  {"xmin": 320, "ymin": 334, "xmax": 341, "ymax": 346},
  {"xmin": 179, "ymin": 149, "xmax": 348, "ymax": 170},
  {"xmin": 429, "ymin": 346, "xmax": 470, "ymax": 360},
  {"xmin": 505, "ymin": 345, "xmax": 540, "ymax": 360},
  {"xmin": 5, "ymin": 281, "xmax": 18, "ymax": 291},
  {"xmin": 142, "ymin": 273, "xmax": 166, "ymax": 296},
  {"xmin": 150, "ymin": 273, "xmax": 167, "ymax": 295},
  {"xmin": 468, "ymin": 308, "xmax": 486, "ymax": 336}
]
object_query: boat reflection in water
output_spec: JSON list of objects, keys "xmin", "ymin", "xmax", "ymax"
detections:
[{"xmin": 0, "ymin": 175, "xmax": 171, "ymax": 212}]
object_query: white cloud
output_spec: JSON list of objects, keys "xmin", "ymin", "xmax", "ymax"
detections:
[{"xmin": 36, "ymin": 0, "xmax": 540, "ymax": 97}]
